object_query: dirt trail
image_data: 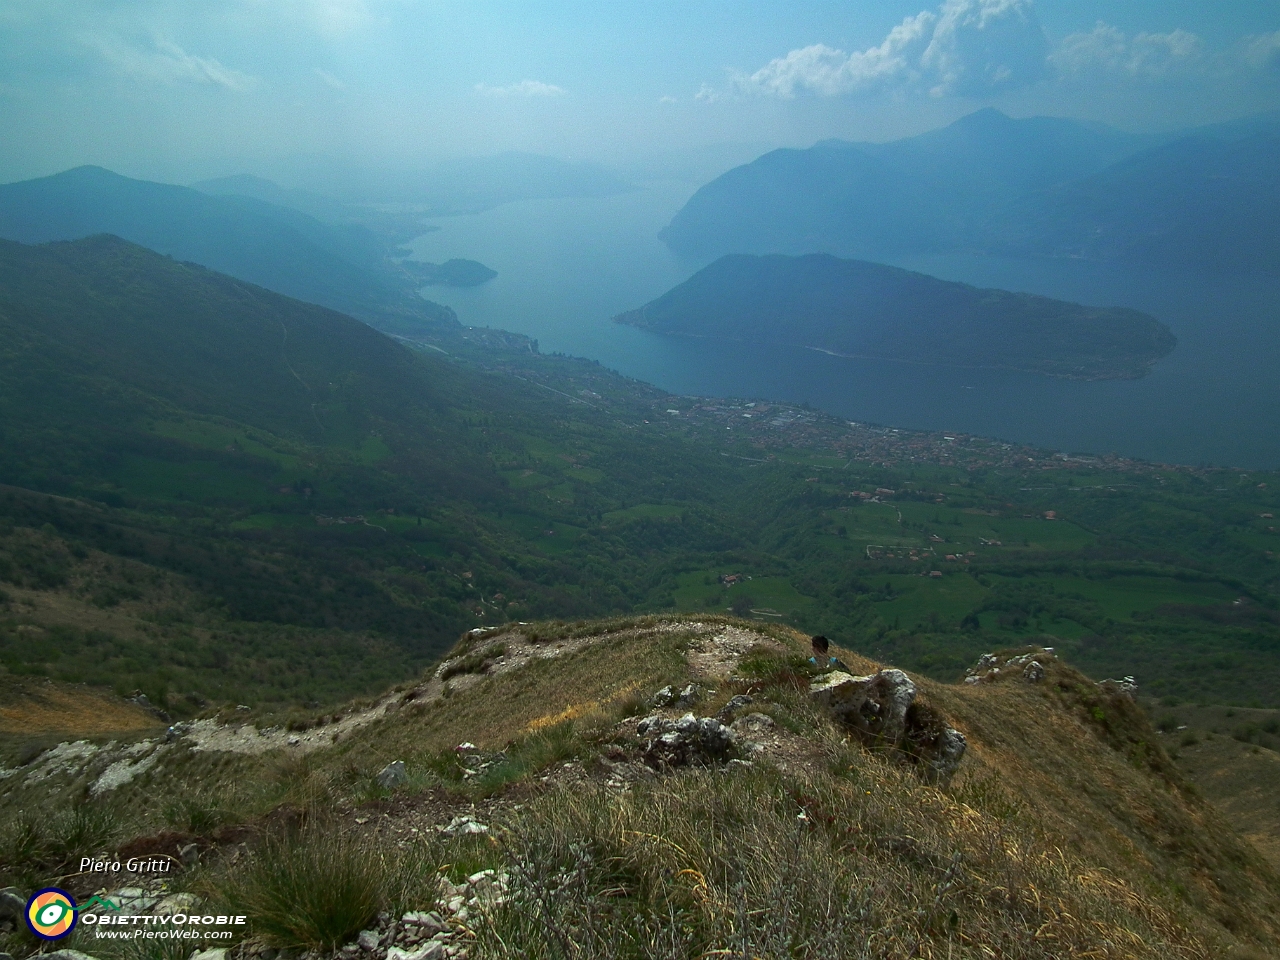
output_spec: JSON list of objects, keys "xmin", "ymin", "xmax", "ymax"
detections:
[{"xmin": 148, "ymin": 620, "xmax": 789, "ymax": 758}]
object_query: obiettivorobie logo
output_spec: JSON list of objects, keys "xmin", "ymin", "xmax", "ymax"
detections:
[
  {"xmin": 26, "ymin": 888, "xmax": 245, "ymax": 942},
  {"xmin": 25, "ymin": 888, "xmax": 80, "ymax": 940}
]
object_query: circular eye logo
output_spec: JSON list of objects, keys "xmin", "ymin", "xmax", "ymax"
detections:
[{"xmin": 26, "ymin": 888, "xmax": 78, "ymax": 940}]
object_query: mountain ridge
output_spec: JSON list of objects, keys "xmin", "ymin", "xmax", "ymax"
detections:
[
  {"xmin": 616, "ymin": 253, "xmax": 1176, "ymax": 380},
  {"xmin": 0, "ymin": 166, "xmax": 458, "ymax": 335},
  {"xmin": 660, "ymin": 108, "xmax": 1280, "ymax": 273}
]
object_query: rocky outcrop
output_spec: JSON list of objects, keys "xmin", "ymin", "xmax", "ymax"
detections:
[
  {"xmin": 810, "ymin": 669, "xmax": 917, "ymax": 743},
  {"xmin": 636, "ymin": 713, "xmax": 735, "ymax": 767},
  {"xmin": 809, "ymin": 669, "xmax": 966, "ymax": 784},
  {"xmin": 964, "ymin": 648, "xmax": 1056, "ymax": 685},
  {"xmin": 650, "ymin": 684, "xmax": 701, "ymax": 708}
]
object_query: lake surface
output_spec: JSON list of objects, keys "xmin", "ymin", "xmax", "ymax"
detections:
[{"xmin": 409, "ymin": 183, "xmax": 1280, "ymax": 469}]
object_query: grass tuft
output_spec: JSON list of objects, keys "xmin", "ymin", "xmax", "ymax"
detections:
[{"xmin": 211, "ymin": 826, "xmax": 402, "ymax": 949}]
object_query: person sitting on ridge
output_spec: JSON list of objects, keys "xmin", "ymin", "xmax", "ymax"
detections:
[{"xmin": 809, "ymin": 634, "xmax": 849, "ymax": 672}]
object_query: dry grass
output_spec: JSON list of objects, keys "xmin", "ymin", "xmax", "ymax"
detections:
[
  {"xmin": 0, "ymin": 675, "xmax": 161, "ymax": 736},
  {"xmin": 1173, "ymin": 730, "xmax": 1280, "ymax": 869},
  {"xmin": 469, "ymin": 761, "xmax": 1207, "ymax": 959},
  {"xmin": 336, "ymin": 619, "xmax": 696, "ymax": 763},
  {"xmin": 207, "ymin": 822, "xmax": 440, "ymax": 950},
  {"xmin": 925, "ymin": 655, "xmax": 1280, "ymax": 956}
]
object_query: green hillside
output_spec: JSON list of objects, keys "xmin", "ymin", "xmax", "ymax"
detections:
[
  {"xmin": 616, "ymin": 253, "xmax": 1176, "ymax": 380},
  {"xmin": 0, "ymin": 237, "xmax": 1276, "ymax": 716}
]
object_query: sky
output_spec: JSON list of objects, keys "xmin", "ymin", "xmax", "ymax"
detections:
[{"xmin": 1, "ymin": 0, "xmax": 1278, "ymax": 187}]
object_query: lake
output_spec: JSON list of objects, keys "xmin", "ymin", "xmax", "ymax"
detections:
[{"xmin": 408, "ymin": 182, "xmax": 1280, "ymax": 469}]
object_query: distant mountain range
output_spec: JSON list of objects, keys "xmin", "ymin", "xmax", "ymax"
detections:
[
  {"xmin": 616, "ymin": 253, "xmax": 1176, "ymax": 380},
  {"xmin": 660, "ymin": 108, "xmax": 1280, "ymax": 274},
  {"xmin": 341, "ymin": 152, "xmax": 634, "ymax": 214},
  {"xmin": 0, "ymin": 166, "xmax": 457, "ymax": 335},
  {"xmin": 190, "ymin": 173, "xmax": 437, "ymax": 248}
]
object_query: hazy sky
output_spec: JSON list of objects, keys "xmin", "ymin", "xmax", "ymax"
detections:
[{"xmin": 2, "ymin": 0, "xmax": 1277, "ymax": 186}]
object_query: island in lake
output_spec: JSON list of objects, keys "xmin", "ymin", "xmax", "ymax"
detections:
[
  {"xmin": 615, "ymin": 253, "xmax": 1176, "ymax": 380},
  {"xmin": 402, "ymin": 258, "xmax": 497, "ymax": 287}
]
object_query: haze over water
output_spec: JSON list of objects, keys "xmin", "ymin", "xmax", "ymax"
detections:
[{"xmin": 411, "ymin": 184, "xmax": 1280, "ymax": 470}]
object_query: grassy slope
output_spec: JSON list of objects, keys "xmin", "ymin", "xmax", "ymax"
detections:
[{"xmin": 2, "ymin": 618, "xmax": 1278, "ymax": 959}]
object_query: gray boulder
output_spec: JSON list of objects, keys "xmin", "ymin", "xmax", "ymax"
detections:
[
  {"xmin": 650, "ymin": 685, "xmax": 675, "ymax": 707},
  {"xmin": 0, "ymin": 887, "xmax": 23, "ymax": 925},
  {"xmin": 675, "ymin": 683, "xmax": 702, "ymax": 706},
  {"xmin": 376, "ymin": 760, "xmax": 408, "ymax": 789},
  {"xmin": 637, "ymin": 713, "xmax": 735, "ymax": 767},
  {"xmin": 716, "ymin": 694, "xmax": 754, "ymax": 720}
]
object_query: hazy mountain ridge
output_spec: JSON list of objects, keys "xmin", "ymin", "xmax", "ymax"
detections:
[
  {"xmin": 987, "ymin": 132, "xmax": 1280, "ymax": 272},
  {"xmin": 616, "ymin": 253, "xmax": 1176, "ymax": 380},
  {"xmin": 354, "ymin": 151, "xmax": 634, "ymax": 214},
  {"xmin": 660, "ymin": 109, "xmax": 1280, "ymax": 272},
  {"xmin": 0, "ymin": 166, "xmax": 458, "ymax": 335},
  {"xmin": 191, "ymin": 172, "xmax": 440, "ymax": 249}
]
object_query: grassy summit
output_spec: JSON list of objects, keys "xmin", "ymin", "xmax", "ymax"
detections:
[
  {"xmin": 2, "ymin": 617, "xmax": 1278, "ymax": 959},
  {"xmin": 616, "ymin": 253, "xmax": 1176, "ymax": 380}
]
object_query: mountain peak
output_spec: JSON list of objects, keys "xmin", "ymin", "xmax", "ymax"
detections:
[{"xmin": 949, "ymin": 106, "xmax": 1012, "ymax": 130}]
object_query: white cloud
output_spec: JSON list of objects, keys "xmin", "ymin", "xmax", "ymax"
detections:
[
  {"xmin": 694, "ymin": 83, "xmax": 722, "ymax": 103},
  {"xmin": 1051, "ymin": 22, "xmax": 1204, "ymax": 78},
  {"xmin": 659, "ymin": 95, "xmax": 677, "ymax": 104},
  {"xmin": 314, "ymin": 67, "xmax": 345, "ymax": 90},
  {"xmin": 728, "ymin": 0, "xmax": 1044, "ymax": 100},
  {"xmin": 922, "ymin": 0, "xmax": 1047, "ymax": 95},
  {"xmin": 474, "ymin": 79, "xmax": 566, "ymax": 98},
  {"xmin": 1244, "ymin": 31, "xmax": 1280, "ymax": 72},
  {"xmin": 737, "ymin": 13, "xmax": 935, "ymax": 98},
  {"xmin": 85, "ymin": 33, "xmax": 256, "ymax": 91}
]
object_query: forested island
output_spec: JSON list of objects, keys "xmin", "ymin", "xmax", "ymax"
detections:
[
  {"xmin": 616, "ymin": 253, "xmax": 1176, "ymax": 380},
  {"xmin": 402, "ymin": 258, "xmax": 497, "ymax": 287}
]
